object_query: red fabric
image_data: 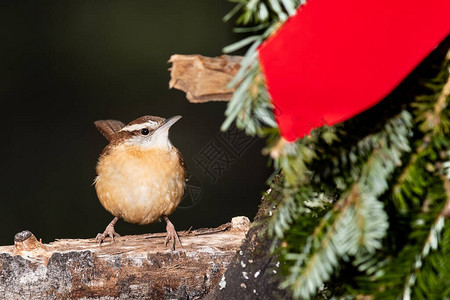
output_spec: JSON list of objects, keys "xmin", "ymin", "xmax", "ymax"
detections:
[{"xmin": 258, "ymin": 0, "xmax": 450, "ymax": 141}]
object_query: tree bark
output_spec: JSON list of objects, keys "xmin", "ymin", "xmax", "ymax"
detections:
[
  {"xmin": 204, "ymin": 188, "xmax": 291, "ymax": 300},
  {"xmin": 0, "ymin": 217, "xmax": 250, "ymax": 299},
  {"xmin": 169, "ymin": 54, "xmax": 242, "ymax": 103}
]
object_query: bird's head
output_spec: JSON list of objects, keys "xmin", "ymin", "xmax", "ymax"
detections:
[{"xmin": 117, "ymin": 115, "xmax": 182, "ymax": 150}]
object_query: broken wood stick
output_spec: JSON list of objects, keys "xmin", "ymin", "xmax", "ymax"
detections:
[
  {"xmin": 0, "ymin": 217, "xmax": 250, "ymax": 299},
  {"xmin": 169, "ymin": 54, "xmax": 242, "ymax": 103}
]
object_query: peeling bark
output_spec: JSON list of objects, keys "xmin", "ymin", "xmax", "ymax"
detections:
[
  {"xmin": 0, "ymin": 217, "xmax": 249, "ymax": 299},
  {"xmin": 169, "ymin": 54, "xmax": 242, "ymax": 103}
]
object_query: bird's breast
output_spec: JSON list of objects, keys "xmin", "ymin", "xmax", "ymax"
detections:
[{"xmin": 95, "ymin": 145, "xmax": 186, "ymax": 224}]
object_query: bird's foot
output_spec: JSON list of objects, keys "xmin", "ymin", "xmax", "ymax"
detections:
[
  {"xmin": 96, "ymin": 217, "xmax": 120, "ymax": 245},
  {"xmin": 164, "ymin": 216, "xmax": 182, "ymax": 251}
]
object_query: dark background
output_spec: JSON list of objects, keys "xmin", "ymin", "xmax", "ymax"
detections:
[{"xmin": 0, "ymin": 1, "xmax": 272, "ymax": 245}]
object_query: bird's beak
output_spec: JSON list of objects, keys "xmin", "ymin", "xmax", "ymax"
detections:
[{"xmin": 157, "ymin": 115, "xmax": 182, "ymax": 132}]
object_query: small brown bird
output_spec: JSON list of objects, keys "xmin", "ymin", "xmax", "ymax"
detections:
[{"xmin": 93, "ymin": 115, "xmax": 186, "ymax": 250}]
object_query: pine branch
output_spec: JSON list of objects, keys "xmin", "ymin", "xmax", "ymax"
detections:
[
  {"xmin": 392, "ymin": 139, "xmax": 429, "ymax": 213},
  {"xmin": 221, "ymin": 0, "xmax": 304, "ymax": 136},
  {"xmin": 219, "ymin": 1, "xmax": 449, "ymax": 299},
  {"xmin": 393, "ymin": 51, "xmax": 450, "ymax": 214},
  {"xmin": 342, "ymin": 47, "xmax": 450, "ymax": 299},
  {"xmin": 280, "ymin": 111, "xmax": 412, "ymax": 299},
  {"xmin": 402, "ymin": 176, "xmax": 450, "ymax": 299},
  {"xmin": 281, "ymin": 197, "xmax": 355, "ymax": 299},
  {"xmin": 415, "ymin": 61, "xmax": 450, "ymax": 135},
  {"xmin": 221, "ymin": 63, "xmax": 277, "ymax": 135}
]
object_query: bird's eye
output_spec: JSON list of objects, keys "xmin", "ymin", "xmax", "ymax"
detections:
[{"xmin": 141, "ymin": 128, "xmax": 150, "ymax": 135}]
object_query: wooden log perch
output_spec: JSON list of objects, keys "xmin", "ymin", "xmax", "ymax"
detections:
[
  {"xmin": 0, "ymin": 217, "xmax": 250, "ymax": 299},
  {"xmin": 169, "ymin": 54, "xmax": 242, "ymax": 103}
]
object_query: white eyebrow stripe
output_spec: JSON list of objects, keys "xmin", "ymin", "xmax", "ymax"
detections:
[{"xmin": 119, "ymin": 120, "xmax": 158, "ymax": 132}]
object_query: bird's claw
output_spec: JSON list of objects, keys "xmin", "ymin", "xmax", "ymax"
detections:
[
  {"xmin": 165, "ymin": 221, "xmax": 182, "ymax": 251},
  {"xmin": 96, "ymin": 223, "xmax": 120, "ymax": 245}
]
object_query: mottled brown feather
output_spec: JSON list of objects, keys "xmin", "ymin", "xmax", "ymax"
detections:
[
  {"xmin": 175, "ymin": 148, "xmax": 188, "ymax": 180},
  {"xmin": 94, "ymin": 120, "xmax": 126, "ymax": 141}
]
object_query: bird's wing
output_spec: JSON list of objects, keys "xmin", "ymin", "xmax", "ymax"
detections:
[
  {"xmin": 94, "ymin": 119, "xmax": 126, "ymax": 141},
  {"xmin": 175, "ymin": 148, "xmax": 188, "ymax": 180}
]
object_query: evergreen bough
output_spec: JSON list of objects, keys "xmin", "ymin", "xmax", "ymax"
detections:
[{"xmin": 222, "ymin": 0, "xmax": 450, "ymax": 298}]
